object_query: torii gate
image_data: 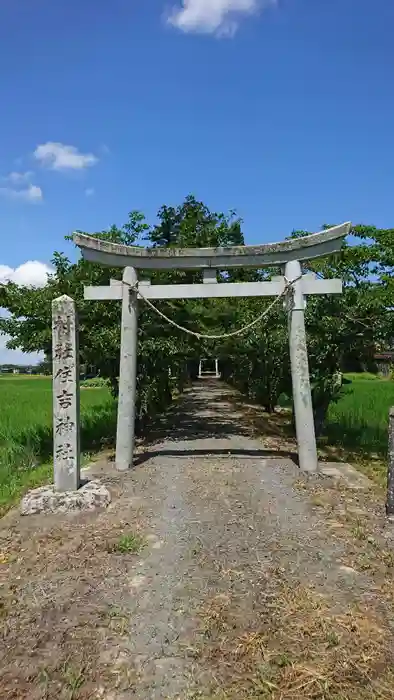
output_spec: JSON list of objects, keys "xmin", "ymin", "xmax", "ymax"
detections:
[
  {"xmin": 198, "ymin": 358, "xmax": 220, "ymax": 379},
  {"xmin": 74, "ymin": 222, "xmax": 351, "ymax": 474}
]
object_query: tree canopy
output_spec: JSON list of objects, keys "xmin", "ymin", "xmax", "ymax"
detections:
[{"xmin": 1, "ymin": 195, "xmax": 393, "ymax": 432}]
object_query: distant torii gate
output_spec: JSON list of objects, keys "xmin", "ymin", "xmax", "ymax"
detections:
[
  {"xmin": 199, "ymin": 358, "xmax": 220, "ymax": 379},
  {"xmin": 75, "ymin": 222, "xmax": 351, "ymax": 474}
]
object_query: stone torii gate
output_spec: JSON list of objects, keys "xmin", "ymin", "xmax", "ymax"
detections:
[
  {"xmin": 199, "ymin": 358, "xmax": 220, "ymax": 379},
  {"xmin": 74, "ymin": 222, "xmax": 351, "ymax": 474}
]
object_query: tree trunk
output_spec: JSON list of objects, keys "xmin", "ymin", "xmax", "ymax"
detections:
[
  {"xmin": 109, "ymin": 375, "xmax": 119, "ymax": 398},
  {"xmin": 313, "ymin": 402, "xmax": 330, "ymax": 437}
]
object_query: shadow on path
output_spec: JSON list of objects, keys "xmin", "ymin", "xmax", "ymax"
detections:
[
  {"xmin": 134, "ymin": 447, "xmax": 299, "ymax": 467},
  {"xmin": 141, "ymin": 379, "xmax": 297, "ymax": 461}
]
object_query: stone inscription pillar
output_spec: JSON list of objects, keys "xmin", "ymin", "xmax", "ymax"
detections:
[
  {"xmin": 52, "ymin": 295, "xmax": 80, "ymax": 491},
  {"xmin": 387, "ymin": 407, "xmax": 394, "ymax": 518}
]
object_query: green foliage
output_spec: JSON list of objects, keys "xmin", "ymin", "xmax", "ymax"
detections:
[
  {"xmin": 344, "ymin": 372, "xmax": 382, "ymax": 382},
  {"xmin": 218, "ymin": 297, "xmax": 290, "ymax": 412},
  {"xmin": 81, "ymin": 376, "xmax": 109, "ymax": 388},
  {"xmin": 0, "ymin": 196, "xmax": 393, "ymax": 438},
  {"xmin": 34, "ymin": 358, "xmax": 52, "ymax": 375},
  {"xmin": 0, "ymin": 195, "xmax": 248, "ymax": 429},
  {"xmin": 215, "ymin": 225, "xmax": 394, "ymax": 417}
]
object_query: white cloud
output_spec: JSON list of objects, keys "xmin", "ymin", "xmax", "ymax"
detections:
[
  {"xmin": 34, "ymin": 142, "xmax": 98, "ymax": 171},
  {"xmin": 5, "ymin": 171, "xmax": 34, "ymax": 184},
  {"xmin": 0, "ymin": 260, "xmax": 52, "ymax": 287},
  {"xmin": 0, "ymin": 265, "xmax": 14, "ymax": 282},
  {"xmin": 0, "ymin": 170, "xmax": 42, "ymax": 202},
  {"xmin": 0, "ymin": 260, "xmax": 52, "ymax": 364},
  {"xmin": 168, "ymin": 0, "xmax": 275, "ymax": 34},
  {"xmin": 85, "ymin": 187, "xmax": 95, "ymax": 197},
  {"xmin": 0, "ymin": 183, "xmax": 43, "ymax": 202}
]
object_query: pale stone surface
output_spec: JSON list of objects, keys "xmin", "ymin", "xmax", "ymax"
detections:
[
  {"xmin": 52, "ymin": 295, "xmax": 80, "ymax": 492},
  {"xmin": 74, "ymin": 222, "xmax": 351, "ymax": 270},
  {"xmin": 116, "ymin": 267, "xmax": 138, "ymax": 472},
  {"xmin": 387, "ymin": 407, "xmax": 394, "ymax": 516},
  {"xmin": 20, "ymin": 480, "xmax": 111, "ymax": 516},
  {"xmin": 82, "ymin": 271, "xmax": 139, "ymax": 472},
  {"xmin": 319, "ymin": 462, "xmax": 372, "ymax": 491},
  {"xmin": 285, "ymin": 259, "xmax": 318, "ymax": 473}
]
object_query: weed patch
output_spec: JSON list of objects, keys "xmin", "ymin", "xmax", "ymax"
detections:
[{"xmin": 107, "ymin": 533, "xmax": 145, "ymax": 554}]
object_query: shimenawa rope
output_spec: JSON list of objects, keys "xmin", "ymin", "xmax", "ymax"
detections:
[{"xmin": 126, "ymin": 275, "xmax": 302, "ymax": 341}]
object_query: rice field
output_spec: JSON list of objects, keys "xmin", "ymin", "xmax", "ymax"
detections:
[
  {"xmin": 325, "ymin": 375, "xmax": 394, "ymax": 454},
  {"xmin": 0, "ymin": 375, "xmax": 116, "ymax": 514},
  {"xmin": 323, "ymin": 374, "xmax": 394, "ymax": 484}
]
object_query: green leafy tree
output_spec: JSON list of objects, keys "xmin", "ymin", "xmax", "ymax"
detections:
[
  {"xmin": 1, "ymin": 199, "xmax": 393, "ymax": 438},
  {"xmin": 0, "ymin": 198, "xmax": 245, "ymax": 429}
]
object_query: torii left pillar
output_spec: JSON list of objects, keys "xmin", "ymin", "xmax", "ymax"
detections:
[
  {"xmin": 116, "ymin": 267, "xmax": 138, "ymax": 471},
  {"xmin": 285, "ymin": 260, "xmax": 317, "ymax": 472},
  {"xmin": 84, "ymin": 267, "xmax": 138, "ymax": 471}
]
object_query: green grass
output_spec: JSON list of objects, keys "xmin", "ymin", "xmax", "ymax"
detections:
[
  {"xmin": 343, "ymin": 371, "xmax": 383, "ymax": 382},
  {"xmin": 322, "ymin": 374, "xmax": 394, "ymax": 484},
  {"xmin": 325, "ymin": 377, "xmax": 394, "ymax": 456},
  {"xmin": 108, "ymin": 533, "xmax": 146, "ymax": 554},
  {"xmin": 0, "ymin": 376, "xmax": 116, "ymax": 514}
]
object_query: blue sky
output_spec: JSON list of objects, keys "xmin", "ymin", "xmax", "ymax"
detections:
[{"xmin": 0, "ymin": 0, "xmax": 393, "ymax": 360}]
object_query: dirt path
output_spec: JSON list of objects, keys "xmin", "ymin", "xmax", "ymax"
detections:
[{"xmin": 1, "ymin": 382, "xmax": 394, "ymax": 699}]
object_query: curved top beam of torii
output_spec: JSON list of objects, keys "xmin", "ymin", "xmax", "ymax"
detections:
[{"xmin": 74, "ymin": 222, "xmax": 351, "ymax": 270}]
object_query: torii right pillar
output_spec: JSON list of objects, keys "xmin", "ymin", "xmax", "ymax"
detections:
[{"xmin": 285, "ymin": 259, "xmax": 318, "ymax": 472}]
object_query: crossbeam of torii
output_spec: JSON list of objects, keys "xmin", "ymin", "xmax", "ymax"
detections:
[{"xmin": 75, "ymin": 222, "xmax": 351, "ymax": 474}]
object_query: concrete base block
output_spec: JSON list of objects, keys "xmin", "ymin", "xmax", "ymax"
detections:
[
  {"xmin": 319, "ymin": 462, "xmax": 372, "ymax": 490},
  {"xmin": 21, "ymin": 479, "xmax": 111, "ymax": 516}
]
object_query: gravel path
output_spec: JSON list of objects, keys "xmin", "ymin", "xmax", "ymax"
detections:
[{"xmin": 1, "ymin": 381, "xmax": 393, "ymax": 699}]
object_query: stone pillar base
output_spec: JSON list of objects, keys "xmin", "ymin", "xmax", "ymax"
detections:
[{"xmin": 21, "ymin": 479, "xmax": 111, "ymax": 516}]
